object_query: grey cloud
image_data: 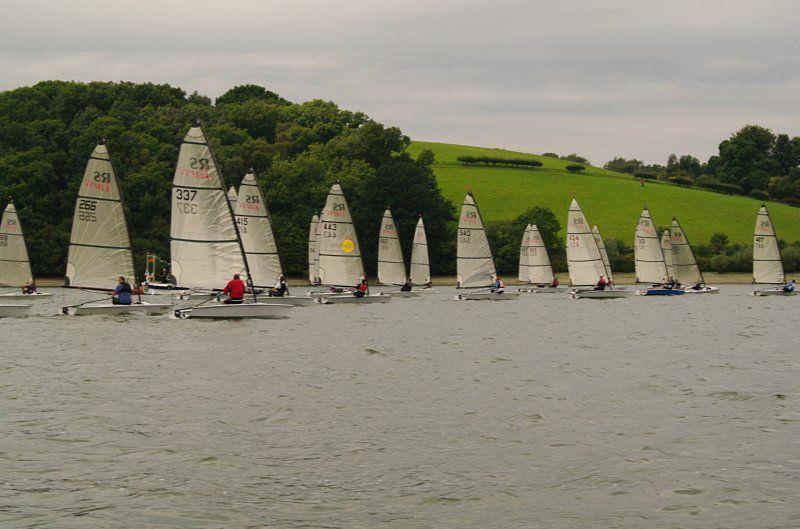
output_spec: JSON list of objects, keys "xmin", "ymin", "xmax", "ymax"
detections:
[{"xmin": 1, "ymin": 0, "xmax": 799, "ymax": 164}]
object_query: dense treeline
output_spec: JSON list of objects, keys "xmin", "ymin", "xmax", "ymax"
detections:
[
  {"xmin": 604, "ymin": 125, "xmax": 800, "ymax": 205},
  {"xmin": 457, "ymin": 156, "xmax": 543, "ymax": 168},
  {"xmin": 0, "ymin": 81, "xmax": 456, "ymax": 279}
]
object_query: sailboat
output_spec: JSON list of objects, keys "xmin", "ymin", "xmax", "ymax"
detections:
[
  {"xmin": 662, "ymin": 229, "xmax": 675, "ymax": 280},
  {"xmin": 409, "ymin": 214, "xmax": 434, "ymax": 291},
  {"xmin": 517, "ymin": 224, "xmax": 532, "ymax": 285},
  {"xmin": 634, "ymin": 207, "xmax": 682, "ymax": 296},
  {"xmin": 753, "ymin": 204, "xmax": 794, "ymax": 296},
  {"xmin": 310, "ymin": 183, "xmax": 390, "ymax": 304},
  {"xmin": 62, "ymin": 140, "xmax": 172, "ymax": 315},
  {"xmin": 670, "ymin": 217, "xmax": 718, "ymax": 294},
  {"xmin": 0, "ymin": 200, "xmax": 53, "ymax": 301},
  {"xmin": 519, "ymin": 224, "xmax": 564, "ymax": 293},
  {"xmin": 455, "ymin": 193, "xmax": 518, "ymax": 300},
  {"xmin": 0, "ymin": 201, "xmax": 34, "ymax": 316},
  {"xmin": 567, "ymin": 199, "xmax": 628, "ymax": 299},
  {"xmin": 592, "ymin": 226, "xmax": 616, "ymax": 285},
  {"xmin": 308, "ymin": 213, "xmax": 320, "ymax": 284},
  {"xmin": 170, "ymin": 124, "xmax": 292, "ymax": 318},
  {"xmin": 378, "ymin": 208, "xmax": 417, "ymax": 297}
]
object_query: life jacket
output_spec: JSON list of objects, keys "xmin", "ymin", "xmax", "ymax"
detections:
[
  {"xmin": 497, "ymin": 280, "xmax": 506, "ymax": 289},
  {"xmin": 357, "ymin": 282, "xmax": 368, "ymax": 293}
]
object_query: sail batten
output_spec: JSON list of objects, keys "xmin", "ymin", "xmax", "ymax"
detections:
[
  {"xmin": 410, "ymin": 216, "xmax": 430, "ymax": 286},
  {"xmin": 457, "ymin": 194, "xmax": 496, "ymax": 288},
  {"xmin": 670, "ymin": 218, "xmax": 703, "ymax": 285},
  {"xmin": 317, "ymin": 183, "xmax": 364, "ymax": 287},
  {"xmin": 378, "ymin": 208, "xmax": 407, "ymax": 285},
  {"xmin": 566, "ymin": 199, "xmax": 605, "ymax": 286},
  {"xmin": 65, "ymin": 142, "xmax": 136, "ymax": 290},
  {"xmin": 0, "ymin": 202, "xmax": 33, "ymax": 286},
  {"xmin": 170, "ymin": 126, "xmax": 246, "ymax": 290},
  {"xmin": 753, "ymin": 204, "xmax": 785, "ymax": 285},
  {"xmin": 634, "ymin": 208, "xmax": 668, "ymax": 283},
  {"xmin": 235, "ymin": 172, "xmax": 282, "ymax": 287}
]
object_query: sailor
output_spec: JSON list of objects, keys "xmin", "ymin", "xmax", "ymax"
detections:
[
  {"xmin": 221, "ymin": 273, "xmax": 245, "ymax": 304},
  {"xmin": 21, "ymin": 281, "xmax": 37, "ymax": 294},
  {"xmin": 354, "ymin": 278, "xmax": 368, "ymax": 298},
  {"xmin": 664, "ymin": 276, "xmax": 676, "ymax": 290},
  {"xmin": 269, "ymin": 275, "xmax": 288, "ymax": 297},
  {"xmin": 492, "ymin": 276, "xmax": 506, "ymax": 293},
  {"xmin": 111, "ymin": 276, "xmax": 133, "ymax": 305},
  {"xmin": 550, "ymin": 277, "xmax": 560, "ymax": 288},
  {"xmin": 400, "ymin": 278, "xmax": 412, "ymax": 292},
  {"xmin": 690, "ymin": 282, "xmax": 703, "ymax": 290},
  {"xmin": 594, "ymin": 275, "xmax": 607, "ymax": 291},
  {"xmin": 783, "ymin": 279, "xmax": 796, "ymax": 293}
]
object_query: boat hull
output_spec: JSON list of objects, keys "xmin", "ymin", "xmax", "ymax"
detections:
[
  {"xmin": 177, "ymin": 303, "xmax": 293, "ymax": 319},
  {"xmin": 572, "ymin": 289, "xmax": 630, "ymax": 299},
  {"xmin": 455, "ymin": 291, "xmax": 520, "ymax": 301},
  {"xmin": 386, "ymin": 290, "xmax": 420, "ymax": 298},
  {"xmin": 642, "ymin": 288, "xmax": 685, "ymax": 296},
  {"xmin": 315, "ymin": 294, "xmax": 392, "ymax": 304},
  {"xmin": 143, "ymin": 281, "xmax": 190, "ymax": 295},
  {"xmin": 0, "ymin": 304, "xmax": 31, "ymax": 317},
  {"xmin": 259, "ymin": 295, "xmax": 317, "ymax": 306},
  {"xmin": 68, "ymin": 302, "xmax": 174, "ymax": 316},
  {"xmin": 0, "ymin": 292, "xmax": 54, "ymax": 300},
  {"xmin": 681, "ymin": 286, "xmax": 720, "ymax": 294},
  {"xmin": 754, "ymin": 287, "xmax": 797, "ymax": 296},
  {"xmin": 517, "ymin": 286, "xmax": 570, "ymax": 293}
]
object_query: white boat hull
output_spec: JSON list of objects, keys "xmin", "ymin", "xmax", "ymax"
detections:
[
  {"xmin": 572, "ymin": 289, "xmax": 630, "ymax": 299},
  {"xmin": 143, "ymin": 281, "xmax": 190, "ymax": 295},
  {"xmin": 455, "ymin": 291, "xmax": 520, "ymax": 301},
  {"xmin": 0, "ymin": 292, "xmax": 54, "ymax": 300},
  {"xmin": 177, "ymin": 303, "xmax": 293, "ymax": 319},
  {"xmin": 754, "ymin": 287, "xmax": 797, "ymax": 296},
  {"xmin": 67, "ymin": 302, "xmax": 174, "ymax": 316},
  {"xmin": 681, "ymin": 286, "xmax": 720, "ymax": 295},
  {"xmin": 517, "ymin": 286, "xmax": 570, "ymax": 293},
  {"xmin": 0, "ymin": 304, "xmax": 31, "ymax": 317},
  {"xmin": 260, "ymin": 295, "xmax": 317, "ymax": 306},
  {"xmin": 315, "ymin": 294, "xmax": 392, "ymax": 304}
]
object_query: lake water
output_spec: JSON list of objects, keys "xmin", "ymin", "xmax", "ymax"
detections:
[{"xmin": 2, "ymin": 286, "xmax": 799, "ymax": 528}]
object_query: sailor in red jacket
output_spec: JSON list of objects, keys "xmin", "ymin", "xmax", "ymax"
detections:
[
  {"xmin": 353, "ymin": 278, "xmax": 368, "ymax": 298},
  {"xmin": 222, "ymin": 273, "xmax": 246, "ymax": 304}
]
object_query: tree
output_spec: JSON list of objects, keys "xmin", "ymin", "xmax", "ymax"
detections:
[
  {"xmin": 714, "ymin": 125, "xmax": 780, "ymax": 192},
  {"xmin": 565, "ymin": 164, "xmax": 585, "ymax": 174},
  {"xmin": 562, "ymin": 153, "xmax": 588, "ymax": 164},
  {"xmin": 604, "ymin": 157, "xmax": 643, "ymax": 174}
]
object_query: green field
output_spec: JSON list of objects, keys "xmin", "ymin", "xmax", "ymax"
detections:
[{"xmin": 407, "ymin": 141, "xmax": 800, "ymax": 245}]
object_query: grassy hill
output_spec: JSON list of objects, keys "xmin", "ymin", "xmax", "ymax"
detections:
[{"xmin": 407, "ymin": 141, "xmax": 800, "ymax": 245}]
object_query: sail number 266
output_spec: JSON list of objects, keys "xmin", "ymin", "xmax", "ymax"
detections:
[{"xmin": 78, "ymin": 199, "xmax": 98, "ymax": 222}]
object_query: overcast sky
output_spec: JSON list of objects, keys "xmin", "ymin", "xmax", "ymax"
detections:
[{"xmin": 1, "ymin": 0, "xmax": 798, "ymax": 164}]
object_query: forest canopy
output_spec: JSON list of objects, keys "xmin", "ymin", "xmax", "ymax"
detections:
[{"xmin": 0, "ymin": 81, "xmax": 456, "ymax": 279}]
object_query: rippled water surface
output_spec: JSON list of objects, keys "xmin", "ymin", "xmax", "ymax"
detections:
[{"xmin": 2, "ymin": 286, "xmax": 799, "ymax": 528}]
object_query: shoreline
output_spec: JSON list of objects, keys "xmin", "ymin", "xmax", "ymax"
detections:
[{"xmin": 29, "ymin": 272, "xmax": 771, "ymax": 287}]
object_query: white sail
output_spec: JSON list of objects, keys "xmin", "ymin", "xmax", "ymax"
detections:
[
  {"xmin": 317, "ymin": 183, "xmax": 364, "ymax": 287},
  {"xmin": 566, "ymin": 199, "xmax": 605, "ymax": 286},
  {"xmin": 518, "ymin": 224, "xmax": 532, "ymax": 282},
  {"xmin": 235, "ymin": 172, "xmax": 282, "ymax": 288},
  {"xmin": 170, "ymin": 126, "xmax": 246, "ymax": 290},
  {"xmin": 670, "ymin": 218, "xmax": 703, "ymax": 285},
  {"xmin": 634, "ymin": 208, "xmax": 667, "ymax": 283},
  {"xmin": 457, "ymin": 193, "xmax": 496, "ymax": 288},
  {"xmin": 528, "ymin": 224, "xmax": 555, "ymax": 285},
  {"xmin": 308, "ymin": 214, "xmax": 319, "ymax": 283},
  {"xmin": 313, "ymin": 217, "xmax": 322, "ymax": 284},
  {"xmin": 753, "ymin": 204, "xmax": 785, "ymax": 285},
  {"xmin": 661, "ymin": 230, "xmax": 675, "ymax": 280},
  {"xmin": 0, "ymin": 201, "xmax": 33, "ymax": 286},
  {"xmin": 592, "ymin": 225, "xmax": 613, "ymax": 283},
  {"xmin": 410, "ymin": 216, "xmax": 431, "ymax": 286},
  {"xmin": 378, "ymin": 208, "xmax": 407, "ymax": 285},
  {"xmin": 65, "ymin": 142, "xmax": 136, "ymax": 290},
  {"xmin": 227, "ymin": 186, "xmax": 238, "ymax": 209}
]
